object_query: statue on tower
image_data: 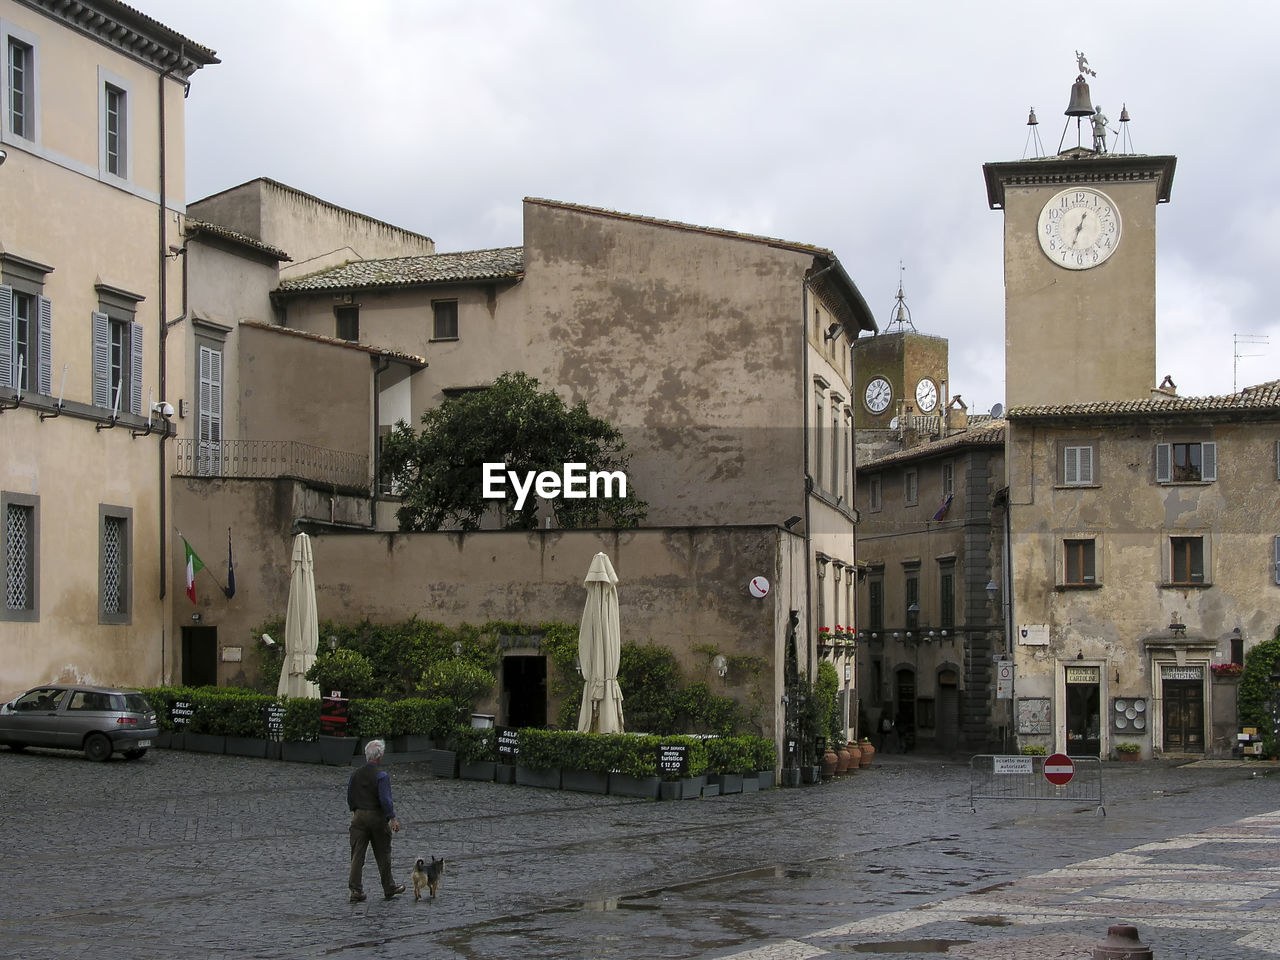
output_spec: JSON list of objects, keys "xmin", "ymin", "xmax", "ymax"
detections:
[
  {"xmin": 1091, "ymin": 106, "xmax": 1109, "ymax": 152},
  {"xmin": 1075, "ymin": 51, "xmax": 1096, "ymax": 77}
]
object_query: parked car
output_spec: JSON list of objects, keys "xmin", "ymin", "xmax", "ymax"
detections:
[{"xmin": 0, "ymin": 684, "xmax": 158, "ymax": 761}]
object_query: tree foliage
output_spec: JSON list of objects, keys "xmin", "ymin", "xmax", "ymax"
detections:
[{"xmin": 379, "ymin": 371, "xmax": 647, "ymax": 531}]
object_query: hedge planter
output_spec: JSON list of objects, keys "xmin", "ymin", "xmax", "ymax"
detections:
[
  {"xmin": 720, "ymin": 773, "xmax": 744, "ymax": 795},
  {"xmin": 185, "ymin": 733, "xmax": 226, "ymax": 755},
  {"xmin": 741, "ymin": 775, "xmax": 759, "ymax": 793},
  {"xmin": 563, "ymin": 769, "xmax": 610, "ymax": 794},
  {"xmin": 225, "ymin": 736, "xmax": 268, "ymax": 759},
  {"xmin": 607, "ymin": 773, "xmax": 661, "ymax": 799},
  {"xmin": 495, "ymin": 763, "xmax": 516, "ymax": 785},
  {"xmin": 701, "ymin": 780, "xmax": 721, "ymax": 797},
  {"xmin": 781, "ymin": 767, "xmax": 801, "ymax": 788},
  {"xmin": 516, "ymin": 766, "xmax": 562, "ymax": 790},
  {"xmin": 320, "ymin": 736, "xmax": 357, "ymax": 766},
  {"xmin": 683, "ymin": 775, "xmax": 706, "ymax": 799},
  {"xmin": 460, "ymin": 760, "xmax": 496, "ymax": 782},
  {"xmin": 430, "ymin": 750, "xmax": 459, "ymax": 779},
  {"xmin": 390, "ymin": 735, "xmax": 434, "ymax": 754},
  {"xmin": 659, "ymin": 780, "xmax": 680, "ymax": 801},
  {"xmin": 757, "ymin": 770, "xmax": 776, "ymax": 790},
  {"xmin": 265, "ymin": 741, "xmax": 283, "ymax": 761},
  {"xmin": 282, "ymin": 741, "xmax": 323, "ymax": 764}
]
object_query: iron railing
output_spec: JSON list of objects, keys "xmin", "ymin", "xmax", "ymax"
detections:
[{"xmin": 172, "ymin": 439, "xmax": 370, "ymax": 489}]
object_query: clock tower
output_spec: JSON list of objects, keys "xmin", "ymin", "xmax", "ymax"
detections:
[
  {"xmin": 852, "ymin": 281, "xmax": 949, "ymax": 431},
  {"xmin": 983, "ymin": 66, "xmax": 1176, "ymax": 407}
]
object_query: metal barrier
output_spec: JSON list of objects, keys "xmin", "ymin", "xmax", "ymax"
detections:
[{"xmin": 969, "ymin": 754, "xmax": 1105, "ymax": 816}]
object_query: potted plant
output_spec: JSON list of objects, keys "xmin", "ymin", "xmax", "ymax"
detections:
[
  {"xmin": 1020, "ymin": 744, "xmax": 1048, "ymax": 756},
  {"xmin": 456, "ymin": 727, "xmax": 497, "ymax": 781},
  {"xmin": 280, "ymin": 698, "xmax": 323, "ymax": 763},
  {"xmin": 1115, "ymin": 742, "xmax": 1142, "ymax": 761}
]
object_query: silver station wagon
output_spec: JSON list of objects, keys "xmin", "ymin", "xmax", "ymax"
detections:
[{"xmin": 0, "ymin": 684, "xmax": 159, "ymax": 761}]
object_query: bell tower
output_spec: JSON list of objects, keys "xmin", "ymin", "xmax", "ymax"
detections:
[{"xmin": 982, "ymin": 56, "xmax": 1176, "ymax": 407}]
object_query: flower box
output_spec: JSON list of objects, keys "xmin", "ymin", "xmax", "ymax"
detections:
[
  {"xmin": 460, "ymin": 760, "xmax": 496, "ymax": 782},
  {"xmin": 495, "ymin": 762, "xmax": 516, "ymax": 784},
  {"xmin": 281, "ymin": 741, "xmax": 322, "ymax": 764},
  {"xmin": 184, "ymin": 733, "xmax": 226, "ymax": 755},
  {"xmin": 516, "ymin": 765, "xmax": 562, "ymax": 790},
  {"xmin": 563, "ymin": 768, "xmax": 609, "ymax": 794},
  {"xmin": 720, "ymin": 773, "xmax": 744, "ymax": 794},
  {"xmin": 225, "ymin": 736, "xmax": 268, "ymax": 758},
  {"xmin": 320, "ymin": 735, "xmax": 357, "ymax": 766},
  {"xmin": 607, "ymin": 773, "xmax": 660, "ymax": 799},
  {"xmin": 430, "ymin": 749, "xmax": 459, "ymax": 779},
  {"xmin": 757, "ymin": 769, "xmax": 775, "ymax": 790}
]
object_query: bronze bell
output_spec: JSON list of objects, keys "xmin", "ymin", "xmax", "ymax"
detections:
[{"xmin": 1065, "ymin": 75, "xmax": 1094, "ymax": 116}]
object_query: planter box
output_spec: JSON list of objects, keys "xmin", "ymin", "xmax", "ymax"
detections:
[
  {"xmin": 281, "ymin": 741, "xmax": 322, "ymax": 764},
  {"xmin": 1118, "ymin": 752, "xmax": 1142, "ymax": 762},
  {"xmin": 320, "ymin": 736, "xmax": 357, "ymax": 766},
  {"xmin": 495, "ymin": 763, "xmax": 516, "ymax": 785},
  {"xmin": 607, "ymin": 773, "xmax": 661, "ymax": 799},
  {"xmin": 660, "ymin": 780, "xmax": 680, "ymax": 801},
  {"xmin": 701, "ymin": 780, "xmax": 721, "ymax": 798},
  {"xmin": 430, "ymin": 749, "xmax": 458, "ymax": 779},
  {"xmin": 781, "ymin": 767, "xmax": 801, "ymax": 788},
  {"xmin": 757, "ymin": 770, "xmax": 775, "ymax": 790},
  {"xmin": 682, "ymin": 775, "xmax": 706, "ymax": 799},
  {"xmin": 516, "ymin": 765, "xmax": 562, "ymax": 790},
  {"xmin": 225, "ymin": 736, "xmax": 268, "ymax": 758},
  {"xmin": 266, "ymin": 741, "xmax": 283, "ymax": 761},
  {"xmin": 801, "ymin": 765, "xmax": 822, "ymax": 784},
  {"xmin": 741, "ymin": 775, "xmax": 760, "ymax": 793},
  {"xmin": 562, "ymin": 769, "xmax": 609, "ymax": 794},
  {"xmin": 460, "ymin": 760, "xmax": 496, "ymax": 782},
  {"xmin": 390, "ymin": 735, "xmax": 434, "ymax": 753},
  {"xmin": 720, "ymin": 773, "xmax": 744, "ymax": 795},
  {"xmin": 184, "ymin": 733, "xmax": 226, "ymax": 755}
]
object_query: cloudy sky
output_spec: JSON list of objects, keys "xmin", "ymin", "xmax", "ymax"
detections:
[{"xmin": 145, "ymin": 0, "xmax": 1279, "ymax": 414}]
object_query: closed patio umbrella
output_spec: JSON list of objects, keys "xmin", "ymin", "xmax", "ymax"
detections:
[
  {"xmin": 278, "ymin": 532, "xmax": 321, "ymax": 699},
  {"xmin": 577, "ymin": 552, "xmax": 624, "ymax": 734}
]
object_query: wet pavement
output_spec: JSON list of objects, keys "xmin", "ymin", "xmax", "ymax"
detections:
[{"xmin": 0, "ymin": 747, "xmax": 1277, "ymax": 959}]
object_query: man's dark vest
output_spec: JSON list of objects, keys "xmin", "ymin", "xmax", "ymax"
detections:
[{"xmin": 348, "ymin": 763, "xmax": 383, "ymax": 812}]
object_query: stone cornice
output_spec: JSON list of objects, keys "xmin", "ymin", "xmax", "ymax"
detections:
[{"xmin": 983, "ymin": 153, "xmax": 1177, "ymax": 209}]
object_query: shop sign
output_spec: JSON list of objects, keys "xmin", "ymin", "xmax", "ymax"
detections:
[
  {"xmin": 1161, "ymin": 665, "xmax": 1204, "ymax": 681},
  {"xmin": 1065, "ymin": 666, "xmax": 1099, "ymax": 684}
]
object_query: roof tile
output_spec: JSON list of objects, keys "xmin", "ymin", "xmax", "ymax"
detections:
[{"xmin": 277, "ymin": 247, "xmax": 524, "ymax": 294}]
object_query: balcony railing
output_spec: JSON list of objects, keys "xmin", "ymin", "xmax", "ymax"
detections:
[{"xmin": 173, "ymin": 439, "xmax": 370, "ymax": 490}]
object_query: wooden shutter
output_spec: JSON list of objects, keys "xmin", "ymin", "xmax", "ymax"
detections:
[
  {"xmin": 0, "ymin": 285, "xmax": 12, "ymax": 389},
  {"xmin": 128, "ymin": 320, "xmax": 143, "ymax": 415},
  {"xmin": 198, "ymin": 346, "xmax": 223, "ymax": 475},
  {"xmin": 1200, "ymin": 442, "xmax": 1216, "ymax": 481},
  {"xmin": 1064, "ymin": 446, "xmax": 1078, "ymax": 484},
  {"xmin": 37, "ymin": 296, "xmax": 52, "ymax": 395},
  {"xmin": 1078, "ymin": 446, "xmax": 1094, "ymax": 484},
  {"xmin": 1155, "ymin": 443, "xmax": 1171, "ymax": 482},
  {"xmin": 91, "ymin": 311, "xmax": 110, "ymax": 407}
]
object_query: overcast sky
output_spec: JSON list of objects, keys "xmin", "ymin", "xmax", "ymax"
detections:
[{"xmin": 145, "ymin": 1, "xmax": 1279, "ymax": 414}]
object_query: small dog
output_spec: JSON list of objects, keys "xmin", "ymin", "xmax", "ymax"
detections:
[{"xmin": 411, "ymin": 856, "xmax": 445, "ymax": 901}]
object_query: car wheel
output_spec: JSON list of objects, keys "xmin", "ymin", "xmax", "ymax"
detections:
[
  {"xmin": 84, "ymin": 733, "xmax": 113, "ymax": 762},
  {"xmin": 123, "ymin": 748, "xmax": 147, "ymax": 761}
]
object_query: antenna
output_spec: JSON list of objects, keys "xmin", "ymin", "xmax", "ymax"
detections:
[{"xmin": 1234, "ymin": 333, "xmax": 1270, "ymax": 392}]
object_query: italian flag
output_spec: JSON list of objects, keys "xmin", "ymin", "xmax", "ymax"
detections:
[{"xmin": 183, "ymin": 539, "xmax": 205, "ymax": 605}]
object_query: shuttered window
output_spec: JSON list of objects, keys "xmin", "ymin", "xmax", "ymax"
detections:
[
  {"xmin": 198, "ymin": 346, "xmax": 223, "ymax": 476},
  {"xmin": 1064, "ymin": 445, "xmax": 1094, "ymax": 485},
  {"xmin": 91, "ymin": 311, "xmax": 143, "ymax": 414},
  {"xmin": 1156, "ymin": 442, "xmax": 1216, "ymax": 483}
]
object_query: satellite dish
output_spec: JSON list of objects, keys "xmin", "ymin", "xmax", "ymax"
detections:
[
  {"xmin": 889, "ymin": 417, "xmax": 900, "ymax": 430},
  {"xmin": 990, "ymin": 403, "xmax": 1004, "ymax": 418}
]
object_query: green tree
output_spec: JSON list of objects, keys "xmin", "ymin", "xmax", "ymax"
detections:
[{"xmin": 379, "ymin": 371, "xmax": 647, "ymax": 531}]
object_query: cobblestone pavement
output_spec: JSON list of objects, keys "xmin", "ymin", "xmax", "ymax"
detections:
[{"xmin": 0, "ymin": 747, "xmax": 1277, "ymax": 959}]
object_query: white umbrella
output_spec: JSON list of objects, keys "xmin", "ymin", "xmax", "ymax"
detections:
[
  {"xmin": 278, "ymin": 532, "xmax": 321, "ymax": 699},
  {"xmin": 577, "ymin": 552, "xmax": 624, "ymax": 734}
]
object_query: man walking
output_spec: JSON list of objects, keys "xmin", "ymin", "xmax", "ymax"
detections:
[{"xmin": 347, "ymin": 738, "xmax": 404, "ymax": 903}]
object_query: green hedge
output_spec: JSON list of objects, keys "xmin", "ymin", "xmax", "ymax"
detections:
[
  {"xmin": 453, "ymin": 726, "xmax": 497, "ymax": 763},
  {"xmin": 512, "ymin": 730, "xmax": 771, "ymax": 778}
]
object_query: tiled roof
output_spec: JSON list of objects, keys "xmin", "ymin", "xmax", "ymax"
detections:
[
  {"xmin": 238, "ymin": 320, "xmax": 427, "ymax": 367},
  {"xmin": 185, "ymin": 219, "xmax": 290, "ymax": 261},
  {"xmin": 859, "ymin": 421, "xmax": 1007, "ymax": 471},
  {"xmin": 1008, "ymin": 381, "xmax": 1280, "ymax": 420},
  {"xmin": 276, "ymin": 247, "xmax": 524, "ymax": 293}
]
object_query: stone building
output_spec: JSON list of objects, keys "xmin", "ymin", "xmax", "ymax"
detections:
[{"xmin": 0, "ymin": 0, "xmax": 216, "ymax": 698}]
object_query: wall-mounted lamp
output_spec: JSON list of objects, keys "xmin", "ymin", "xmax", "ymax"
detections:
[
  {"xmin": 905, "ymin": 631, "xmax": 913, "ymax": 641},
  {"xmin": 783, "ymin": 515, "xmax": 803, "ymax": 530},
  {"xmin": 452, "ymin": 641, "xmax": 464, "ymax": 657},
  {"xmin": 823, "ymin": 322, "xmax": 845, "ymax": 343},
  {"xmin": 927, "ymin": 630, "xmax": 936, "ymax": 642},
  {"xmin": 985, "ymin": 580, "xmax": 998, "ymax": 595},
  {"xmin": 573, "ymin": 657, "xmax": 583, "ymax": 677},
  {"xmin": 328, "ymin": 635, "xmax": 338, "ymax": 652},
  {"xmin": 261, "ymin": 633, "xmax": 275, "ymax": 646},
  {"xmin": 1076, "ymin": 649, "xmax": 1084, "ymax": 660},
  {"xmin": 713, "ymin": 654, "xmax": 728, "ymax": 679},
  {"xmin": 0, "ymin": 148, "xmax": 7, "ymax": 165},
  {"xmin": 892, "ymin": 631, "xmax": 900, "ymax": 640}
]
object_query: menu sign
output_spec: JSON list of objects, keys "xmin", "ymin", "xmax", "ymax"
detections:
[
  {"xmin": 657, "ymin": 743, "xmax": 688, "ymax": 776},
  {"xmin": 264, "ymin": 704, "xmax": 286, "ymax": 742},
  {"xmin": 171, "ymin": 700, "xmax": 194, "ymax": 726}
]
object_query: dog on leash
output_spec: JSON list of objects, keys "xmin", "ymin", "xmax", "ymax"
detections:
[{"xmin": 411, "ymin": 856, "xmax": 445, "ymax": 901}]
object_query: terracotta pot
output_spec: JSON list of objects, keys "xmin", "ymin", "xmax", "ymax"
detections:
[
  {"xmin": 836, "ymin": 744, "xmax": 851, "ymax": 773},
  {"xmin": 858, "ymin": 738, "xmax": 875, "ymax": 767},
  {"xmin": 1119, "ymin": 751, "xmax": 1141, "ymax": 762},
  {"xmin": 821, "ymin": 747, "xmax": 838, "ymax": 779},
  {"xmin": 845, "ymin": 741, "xmax": 862, "ymax": 770}
]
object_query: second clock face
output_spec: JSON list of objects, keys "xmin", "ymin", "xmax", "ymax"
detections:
[
  {"xmin": 915, "ymin": 378, "xmax": 938, "ymax": 412},
  {"xmin": 865, "ymin": 377, "xmax": 892, "ymax": 414},
  {"xmin": 1037, "ymin": 186, "xmax": 1122, "ymax": 270}
]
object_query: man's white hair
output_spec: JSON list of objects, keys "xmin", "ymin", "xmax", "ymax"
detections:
[{"xmin": 364, "ymin": 738, "xmax": 386, "ymax": 763}]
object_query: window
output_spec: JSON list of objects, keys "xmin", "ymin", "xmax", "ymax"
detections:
[
  {"xmin": 105, "ymin": 83, "xmax": 125, "ymax": 176},
  {"xmin": 868, "ymin": 575, "xmax": 884, "ymax": 631},
  {"xmin": 98, "ymin": 68, "xmax": 130, "ymax": 180},
  {"xmin": 99, "ymin": 505, "xmax": 131, "ymax": 623},
  {"xmin": 830, "ymin": 394, "xmax": 843, "ymax": 499},
  {"xmin": 904, "ymin": 572, "xmax": 919, "ymax": 629},
  {"xmin": 939, "ymin": 565, "xmax": 955, "ymax": 628},
  {"xmin": 2, "ymin": 492, "xmax": 38, "ymax": 621},
  {"xmin": 1062, "ymin": 444, "xmax": 1095, "ymax": 485},
  {"xmin": 1170, "ymin": 536, "xmax": 1205, "ymax": 585},
  {"xmin": 432, "ymin": 300, "xmax": 458, "ymax": 340},
  {"xmin": 867, "ymin": 475, "xmax": 882, "ymax": 512},
  {"xmin": 1063, "ymin": 539, "xmax": 1096, "ymax": 585},
  {"xmin": 941, "ymin": 462, "xmax": 954, "ymax": 498},
  {"xmin": 197, "ymin": 345, "xmax": 223, "ymax": 476},
  {"xmin": 1, "ymin": 258, "xmax": 53, "ymax": 393},
  {"xmin": 92, "ymin": 287, "xmax": 143, "ymax": 414},
  {"xmin": 7, "ymin": 36, "xmax": 32, "ymax": 139},
  {"xmin": 904, "ymin": 469, "xmax": 918, "ymax": 506},
  {"xmin": 813, "ymin": 384, "xmax": 825, "ymax": 491},
  {"xmin": 1156, "ymin": 442, "xmax": 1216, "ymax": 483},
  {"xmin": 335, "ymin": 305, "xmax": 359, "ymax": 342}
]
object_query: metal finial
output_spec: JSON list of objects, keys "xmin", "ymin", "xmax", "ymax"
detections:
[{"xmin": 886, "ymin": 263, "xmax": 915, "ymax": 333}]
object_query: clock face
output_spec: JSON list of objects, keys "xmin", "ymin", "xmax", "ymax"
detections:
[
  {"xmin": 915, "ymin": 378, "xmax": 938, "ymax": 413},
  {"xmin": 1037, "ymin": 187, "xmax": 1122, "ymax": 270},
  {"xmin": 864, "ymin": 377, "xmax": 892, "ymax": 414}
]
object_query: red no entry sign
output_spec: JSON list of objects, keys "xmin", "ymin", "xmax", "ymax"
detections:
[{"xmin": 1044, "ymin": 753, "xmax": 1075, "ymax": 785}]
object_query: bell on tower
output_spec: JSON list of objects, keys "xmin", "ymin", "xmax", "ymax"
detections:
[{"xmin": 1059, "ymin": 51, "xmax": 1099, "ymax": 152}]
